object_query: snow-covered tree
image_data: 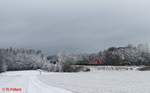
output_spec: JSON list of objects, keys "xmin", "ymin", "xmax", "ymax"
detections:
[{"xmin": 0, "ymin": 58, "xmax": 7, "ymax": 73}]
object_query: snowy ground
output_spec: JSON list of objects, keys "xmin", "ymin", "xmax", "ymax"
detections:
[
  {"xmin": 1, "ymin": 69, "xmax": 150, "ymax": 93},
  {"xmin": 0, "ymin": 71, "xmax": 72, "ymax": 93},
  {"xmin": 39, "ymin": 71, "xmax": 150, "ymax": 93}
]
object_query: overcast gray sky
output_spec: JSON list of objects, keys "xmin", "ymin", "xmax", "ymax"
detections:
[{"xmin": 0, "ymin": 0, "xmax": 150, "ymax": 54}]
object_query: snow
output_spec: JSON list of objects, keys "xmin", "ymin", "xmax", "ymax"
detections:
[
  {"xmin": 1, "ymin": 70, "xmax": 150, "ymax": 93},
  {"xmin": 39, "ymin": 71, "xmax": 150, "ymax": 93},
  {"xmin": 0, "ymin": 71, "xmax": 72, "ymax": 93}
]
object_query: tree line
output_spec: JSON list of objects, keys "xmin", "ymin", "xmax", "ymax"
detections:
[
  {"xmin": 54, "ymin": 44, "xmax": 150, "ymax": 66},
  {"xmin": 0, "ymin": 48, "xmax": 52, "ymax": 73},
  {"xmin": 1, "ymin": 44, "xmax": 150, "ymax": 73}
]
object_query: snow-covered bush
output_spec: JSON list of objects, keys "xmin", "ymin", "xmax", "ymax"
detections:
[
  {"xmin": 61, "ymin": 63, "xmax": 90, "ymax": 72},
  {"xmin": 138, "ymin": 66, "xmax": 150, "ymax": 71}
]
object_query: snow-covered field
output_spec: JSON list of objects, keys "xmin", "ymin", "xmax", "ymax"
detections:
[
  {"xmin": 39, "ymin": 71, "xmax": 150, "ymax": 93},
  {"xmin": 0, "ymin": 69, "xmax": 150, "ymax": 93},
  {"xmin": 0, "ymin": 71, "xmax": 72, "ymax": 93}
]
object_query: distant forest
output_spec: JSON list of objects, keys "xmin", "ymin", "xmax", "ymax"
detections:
[{"xmin": 1, "ymin": 44, "xmax": 150, "ymax": 73}]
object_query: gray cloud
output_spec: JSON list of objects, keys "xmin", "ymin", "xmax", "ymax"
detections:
[{"xmin": 0, "ymin": 0, "xmax": 150, "ymax": 54}]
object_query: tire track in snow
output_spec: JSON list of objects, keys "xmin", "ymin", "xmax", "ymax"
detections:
[
  {"xmin": 27, "ymin": 76, "xmax": 73, "ymax": 93},
  {"xmin": 0, "ymin": 71, "xmax": 73, "ymax": 93}
]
